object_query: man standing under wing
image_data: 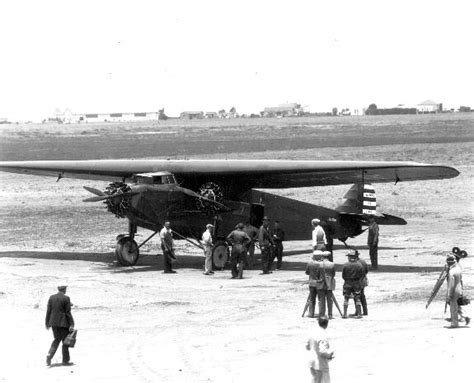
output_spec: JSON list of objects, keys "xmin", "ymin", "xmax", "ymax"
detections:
[
  {"xmin": 45, "ymin": 285, "xmax": 75, "ymax": 366},
  {"xmin": 202, "ymin": 224, "xmax": 214, "ymax": 275},
  {"xmin": 160, "ymin": 221, "xmax": 176, "ymax": 274},
  {"xmin": 367, "ymin": 216, "xmax": 379, "ymax": 269}
]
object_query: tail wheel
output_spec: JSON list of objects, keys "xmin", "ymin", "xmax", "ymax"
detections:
[
  {"xmin": 212, "ymin": 240, "xmax": 229, "ymax": 269},
  {"xmin": 115, "ymin": 236, "xmax": 139, "ymax": 266}
]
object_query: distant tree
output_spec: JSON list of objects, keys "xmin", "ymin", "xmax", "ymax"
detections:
[
  {"xmin": 218, "ymin": 109, "xmax": 226, "ymax": 118},
  {"xmin": 158, "ymin": 108, "xmax": 168, "ymax": 120},
  {"xmin": 459, "ymin": 106, "xmax": 472, "ymax": 112},
  {"xmin": 332, "ymin": 107, "xmax": 338, "ymax": 116},
  {"xmin": 366, "ymin": 104, "xmax": 378, "ymax": 115},
  {"xmin": 229, "ymin": 106, "xmax": 236, "ymax": 114}
]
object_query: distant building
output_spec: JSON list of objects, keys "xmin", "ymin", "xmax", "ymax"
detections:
[
  {"xmin": 261, "ymin": 103, "xmax": 303, "ymax": 117},
  {"xmin": 76, "ymin": 111, "xmax": 160, "ymax": 123},
  {"xmin": 180, "ymin": 111, "xmax": 204, "ymax": 119},
  {"xmin": 205, "ymin": 112, "xmax": 218, "ymax": 119},
  {"xmin": 417, "ymin": 100, "xmax": 442, "ymax": 113}
]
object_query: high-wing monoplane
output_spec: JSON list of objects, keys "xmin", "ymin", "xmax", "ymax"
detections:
[{"xmin": 0, "ymin": 159, "xmax": 459, "ymax": 266}]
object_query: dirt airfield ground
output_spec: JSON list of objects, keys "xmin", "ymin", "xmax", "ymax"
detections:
[{"xmin": 0, "ymin": 116, "xmax": 473, "ymax": 382}]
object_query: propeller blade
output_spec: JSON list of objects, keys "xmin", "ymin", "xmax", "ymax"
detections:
[
  {"xmin": 83, "ymin": 186, "xmax": 106, "ymax": 196},
  {"xmin": 83, "ymin": 185, "xmax": 138, "ymax": 203},
  {"xmin": 83, "ymin": 195, "xmax": 109, "ymax": 202}
]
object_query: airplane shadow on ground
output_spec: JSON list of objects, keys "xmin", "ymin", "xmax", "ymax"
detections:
[{"xmin": 0, "ymin": 250, "xmax": 442, "ymax": 274}]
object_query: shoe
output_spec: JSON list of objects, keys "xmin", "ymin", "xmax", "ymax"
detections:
[
  {"xmin": 209, "ymin": 271, "xmax": 215, "ymax": 274},
  {"xmin": 260, "ymin": 271, "xmax": 270, "ymax": 275},
  {"xmin": 203, "ymin": 272, "xmax": 211, "ymax": 275},
  {"xmin": 328, "ymin": 315, "xmax": 334, "ymax": 320},
  {"xmin": 62, "ymin": 361, "xmax": 73, "ymax": 366},
  {"xmin": 163, "ymin": 270, "xmax": 177, "ymax": 274},
  {"xmin": 465, "ymin": 317, "xmax": 470, "ymax": 326},
  {"xmin": 46, "ymin": 356, "xmax": 51, "ymax": 366}
]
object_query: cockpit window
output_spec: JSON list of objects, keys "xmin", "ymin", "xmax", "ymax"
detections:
[{"xmin": 134, "ymin": 172, "xmax": 177, "ymax": 185}]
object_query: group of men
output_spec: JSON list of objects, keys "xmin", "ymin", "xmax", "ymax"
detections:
[
  {"xmin": 223, "ymin": 216, "xmax": 286, "ymax": 278},
  {"xmin": 305, "ymin": 247, "xmax": 369, "ymax": 320},
  {"xmin": 157, "ymin": 217, "xmax": 286, "ymax": 279}
]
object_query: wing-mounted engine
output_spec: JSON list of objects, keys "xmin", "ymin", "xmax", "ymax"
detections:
[
  {"xmin": 104, "ymin": 182, "xmax": 132, "ymax": 218},
  {"xmin": 196, "ymin": 182, "xmax": 224, "ymax": 216}
]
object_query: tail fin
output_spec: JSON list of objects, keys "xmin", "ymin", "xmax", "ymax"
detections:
[
  {"xmin": 336, "ymin": 183, "xmax": 376, "ymax": 216},
  {"xmin": 336, "ymin": 183, "xmax": 406, "ymax": 225}
]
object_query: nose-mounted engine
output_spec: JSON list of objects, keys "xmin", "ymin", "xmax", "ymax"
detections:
[
  {"xmin": 196, "ymin": 182, "xmax": 224, "ymax": 216},
  {"xmin": 104, "ymin": 181, "xmax": 132, "ymax": 218}
]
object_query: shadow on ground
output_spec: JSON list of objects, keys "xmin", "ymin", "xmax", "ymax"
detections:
[{"xmin": 0, "ymin": 251, "xmax": 443, "ymax": 273}]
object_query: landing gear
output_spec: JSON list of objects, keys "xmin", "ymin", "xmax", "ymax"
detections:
[
  {"xmin": 212, "ymin": 240, "xmax": 229, "ymax": 269},
  {"xmin": 115, "ymin": 236, "xmax": 139, "ymax": 266}
]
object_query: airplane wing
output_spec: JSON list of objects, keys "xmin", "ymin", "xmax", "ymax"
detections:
[{"xmin": 0, "ymin": 159, "xmax": 459, "ymax": 188}]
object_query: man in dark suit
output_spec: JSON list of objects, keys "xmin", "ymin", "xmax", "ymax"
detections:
[{"xmin": 45, "ymin": 285, "xmax": 75, "ymax": 366}]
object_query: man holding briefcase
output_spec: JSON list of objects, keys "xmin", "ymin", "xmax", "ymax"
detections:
[{"xmin": 45, "ymin": 285, "xmax": 75, "ymax": 366}]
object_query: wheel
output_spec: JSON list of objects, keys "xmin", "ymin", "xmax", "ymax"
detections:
[
  {"xmin": 212, "ymin": 241, "xmax": 229, "ymax": 269},
  {"xmin": 452, "ymin": 247, "xmax": 460, "ymax": 254},
  {"xmin": 459, "ymin": 250, "xmax": 468, "ymax": 259},
  {"xmin": 115, "ymin": 236, "xmax": 139, "ymax": 266}
]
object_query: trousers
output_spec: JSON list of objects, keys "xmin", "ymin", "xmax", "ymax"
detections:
[{"xmin": 48, "ymin": 327, "xmax": 70, "ymax": 362}]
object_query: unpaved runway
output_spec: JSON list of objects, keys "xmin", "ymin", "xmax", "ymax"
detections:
[{"xmin": 0, "ymin": 117, "xmax": 472, "ymax": 382}]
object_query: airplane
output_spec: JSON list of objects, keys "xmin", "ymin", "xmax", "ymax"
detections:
[{"xmin": 0, "ymin": 159, "xmax": 459, "ymax": 267}]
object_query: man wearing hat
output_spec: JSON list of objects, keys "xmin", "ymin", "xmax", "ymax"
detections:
[
  {"xmin": 45, "ymin": 285, "xmax": 75, "ymax": 366},
  {"xmin": 446, "ymin": 254, "xmax": 470, "ymax": 328},
  {"xmin": 315, "ymin": 251, "xmax": 336, "ymax": 319},
  {"xmin": 305, "ymin": 251, "xmax": 323, "ymax": 318},
  {"xmin": 160, "ymin": 221, "xmax": 177, "ymax": 273},
  {"xmin": 342, "ymin": 250, "xmax": 364, "ymax": 319},
  {"xmin": 202, "ymin": 224, "xmax": 214, "ymax": 275},
  {"xmin": 312, "ymin": 218, "xmax": 327, "ymax": 251},
  {"xmin": 258, "ymin": 216, "xmax": 274, "ymax": 274},
  {"xmin": 226, "ymin": 223, "xmax": 252, "ymax": 279}
]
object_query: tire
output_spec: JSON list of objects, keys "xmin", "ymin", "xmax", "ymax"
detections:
[
  {"xmin": 459, "ymin": 250, "xmax": 468, "ymax": 259},
  {"xmin": 452, "ymin": 247, "xmax": 460, "ymax": 254},
  {"xmin": 115, "ymin": 236, "xmax": 139, "ymax": 266},
  {"xmin": 212, "ymin": 241, "xmax": 229, "ymax": 269}
]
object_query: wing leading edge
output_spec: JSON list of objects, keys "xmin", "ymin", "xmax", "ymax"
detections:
[{"xmin": 0, "ymin": 159, "xmax": 459, "ymax": 187}]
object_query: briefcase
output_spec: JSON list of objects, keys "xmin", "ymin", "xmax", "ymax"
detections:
[
  {"xmin": 457, "ymin": 296, "xmax": 470, "ymax": 306},
  {"xmin": 64, "ymin": 329, "xmax": 77, "ymax": 348}
]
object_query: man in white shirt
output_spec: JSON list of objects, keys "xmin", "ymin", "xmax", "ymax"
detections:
[
  {"xmin": 312, "ymin": 218, "xmax": 327, "ymax": 251},
  {"xmin": 160, "ymin": 221, "xmax": 176, "ymax": 273},
  {"xmin": 202, "ymin": 224, "xmax": 214, "ymax": 275},
  {"xmin": 306, "ymin": 316, "xmax": 334, "ymax": 383}
]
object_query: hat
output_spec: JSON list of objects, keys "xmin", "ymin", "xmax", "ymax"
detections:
[
  {"xmin": 347, "ymin": 250, "xmax": 359, "ymax": 258},
  {"xmin": 206, "ymin": 224, "xmax": 214, "ymax": 229},
  {"xmin": 263, "ymin": 216, "xmax": 269, "ymax": 221},
  {"xmin": 311, "ymin": 218, "xmax": 320, "ymax": 225},
  {"xmin": 57, "ymin": 285, "xmax": 67, "ymax": 292}
]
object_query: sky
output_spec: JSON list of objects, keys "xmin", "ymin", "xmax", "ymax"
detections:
[{"xmin": 0, "ymin": 0, "xmax": 472, "ymax": 121}]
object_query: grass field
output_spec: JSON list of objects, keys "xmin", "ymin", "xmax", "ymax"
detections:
[{"xmin": 0, "ymin": 113, "xmax": 473, "ymax": 162}]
